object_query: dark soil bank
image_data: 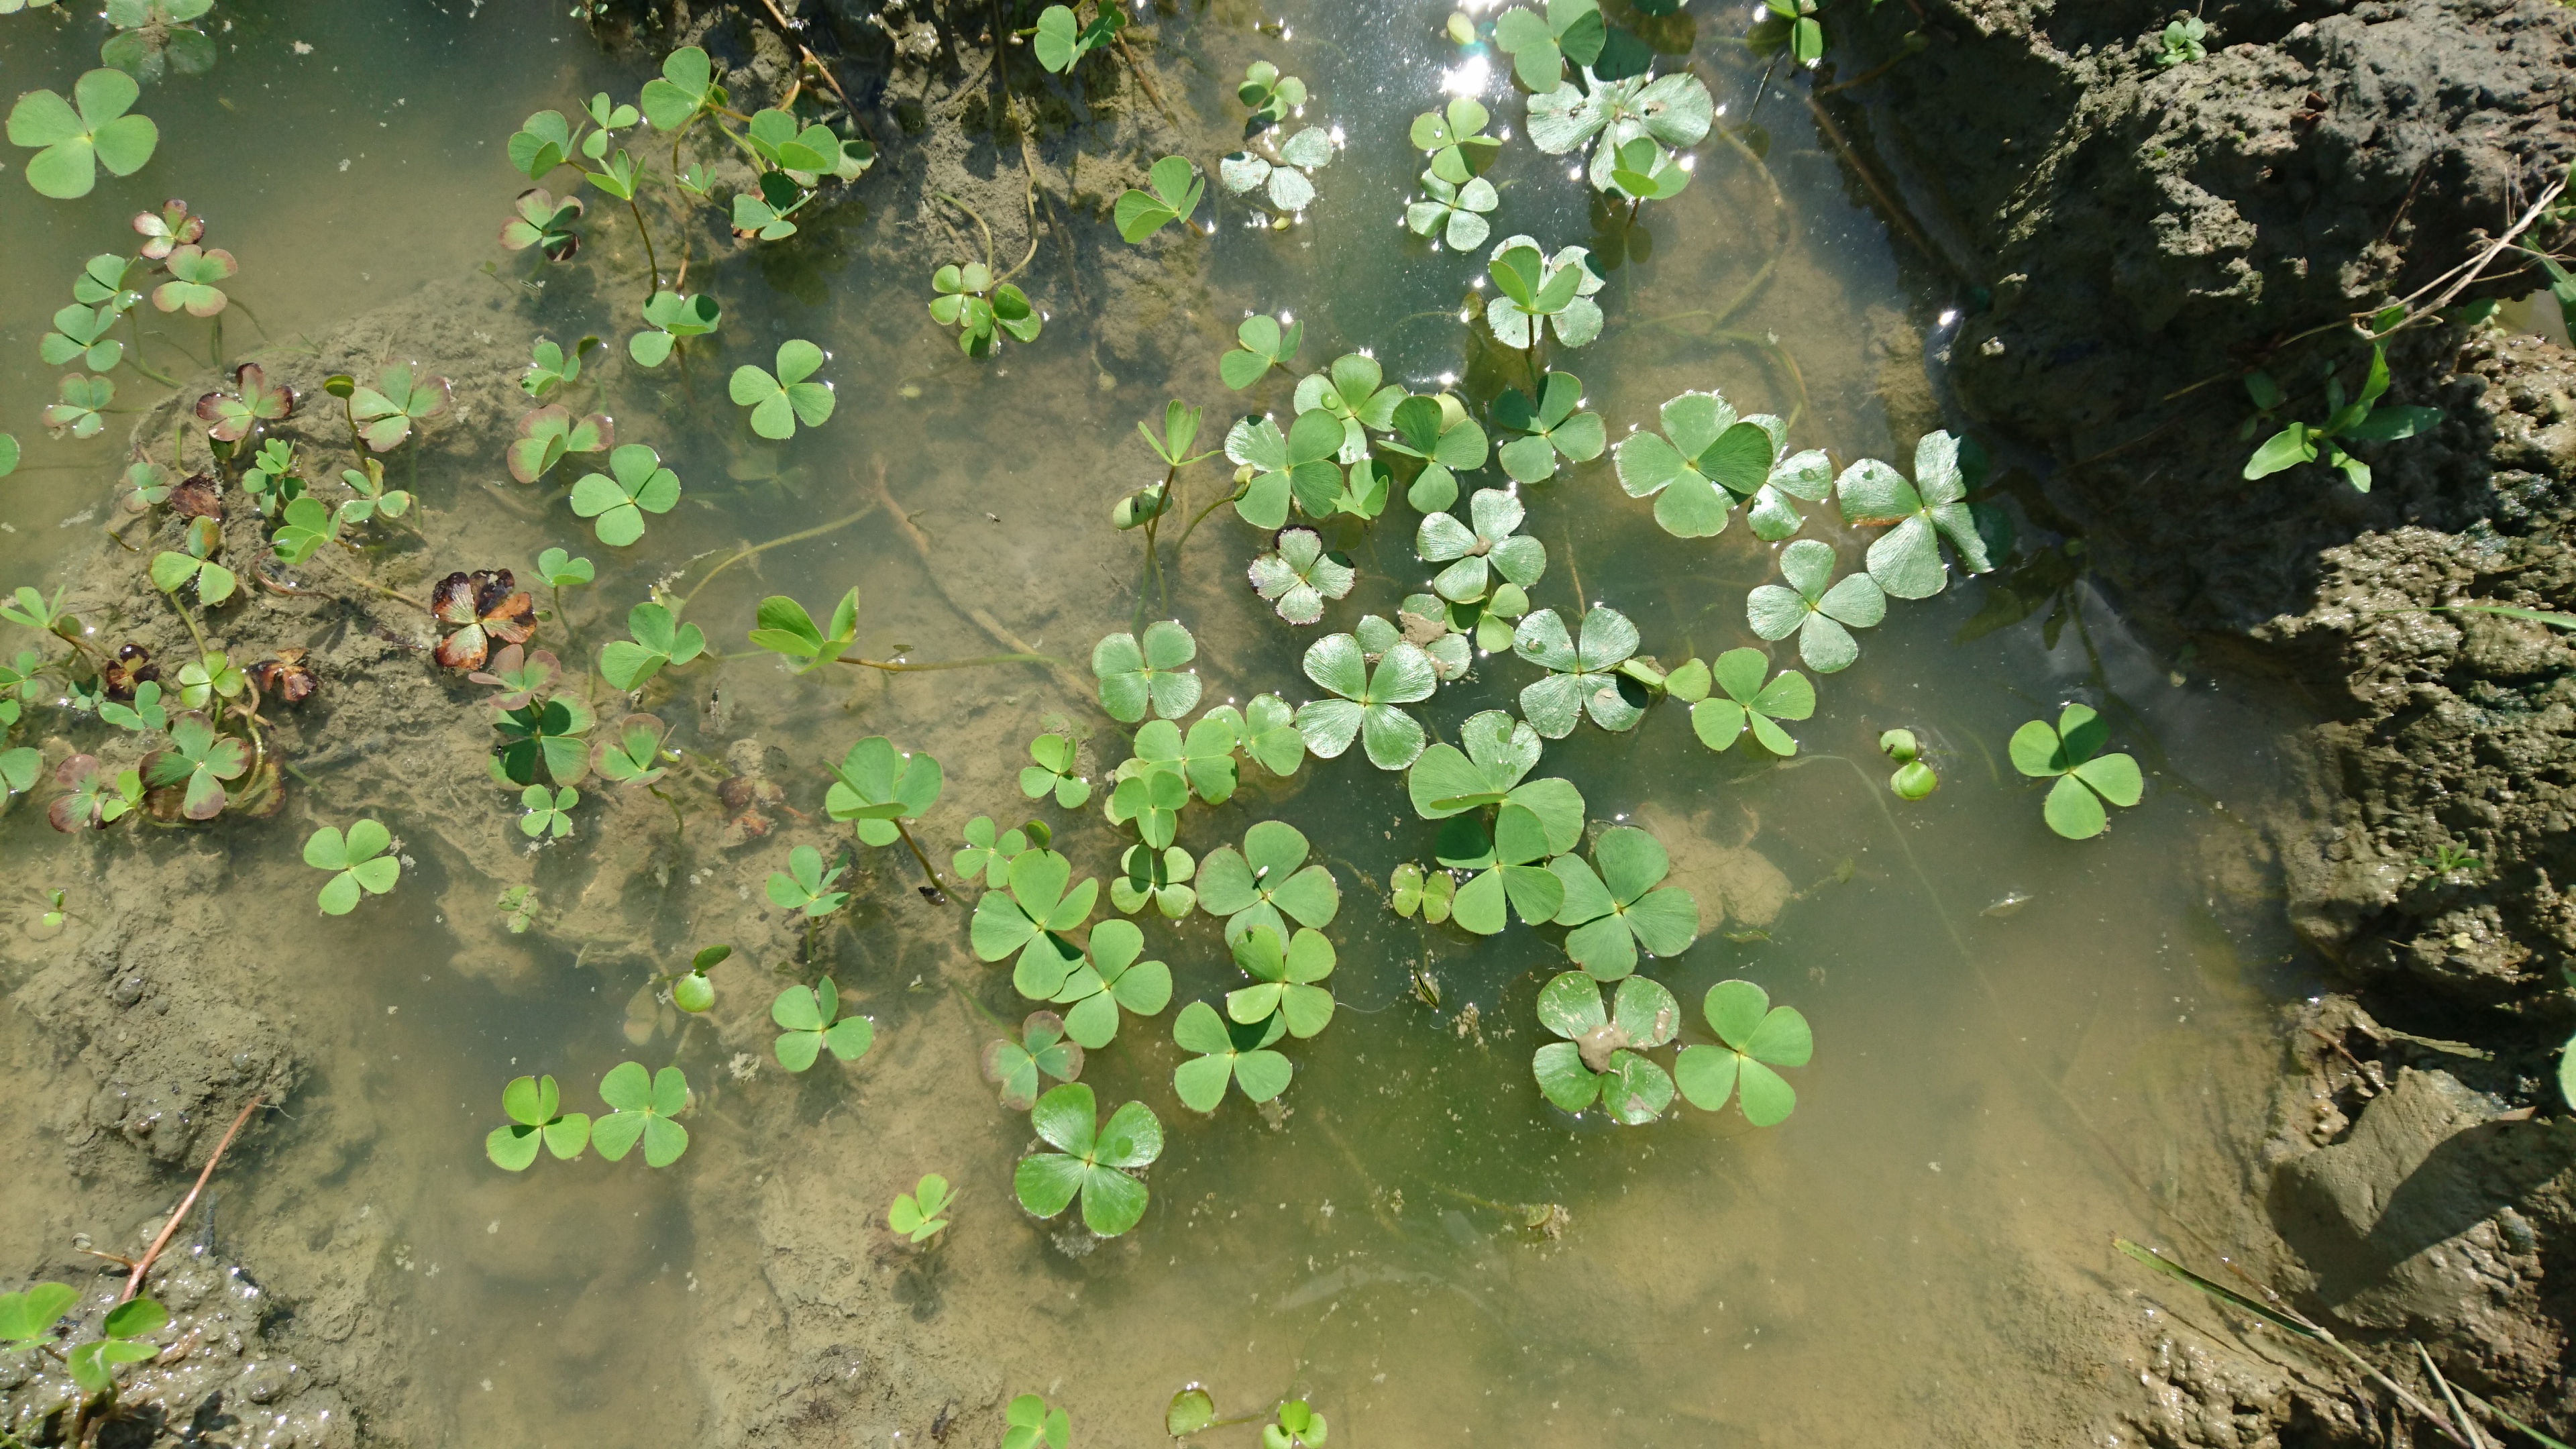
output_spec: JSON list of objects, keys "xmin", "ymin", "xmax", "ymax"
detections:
[{"xmin": 1842, "ymin": 0, "xmax": 2576, "ymax": 1436}]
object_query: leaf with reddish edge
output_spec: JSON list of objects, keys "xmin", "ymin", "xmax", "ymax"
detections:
[{"xmin": 193, "ymin": 362, "xmax": 293, "ymax": 443}]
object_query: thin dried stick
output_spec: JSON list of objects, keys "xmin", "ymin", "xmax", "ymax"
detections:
[{"xmin": 123, "ymin": 1096, "xmax": 262, "ymax": 1302}]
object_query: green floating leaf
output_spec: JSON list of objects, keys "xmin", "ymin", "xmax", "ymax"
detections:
[
  {"xmin": 485, "ymin": 1073, "xmax": 592, "ymax": 1169},
  {"xmin": 771, "ymin": 976, "xmax": 875, "ymax": 1071},
  {"xmin": 1014, "ymin": 1082, "xmax": 1162, "ymax": 1237},
  {"xmin": 2008, "ymin": 702, "xmax": 2143, "ymax": 839},
  {"xmin": 728, "ymin": 339, "xmax": 835, "ymax": 439},
  {"xmin": 1687, "ymin": 647, "xmax": 1813, "ymax": 757},
  {"xmin": 7, "ymin": 68, "xmax": 158, "ymax": 199},
  {"xmin": 592, "ymin": 1061, "xmax": 690, "ymax": 1167},
  {"xmin": 1092, "ymin": 620, "xmax": 1201, "ymax": 722},
  {"xmin": 1532, "ymin": 971, "xmax": 1678, "ymax": 1125},
  {"xmin": 1673, "ymin": 979, "xmax": 1811, "ymax": 1125}
]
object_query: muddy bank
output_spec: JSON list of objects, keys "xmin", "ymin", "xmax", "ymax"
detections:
[{"xmin": 1833, "ymin": 0, "xmax": 2576, "ymax": 1436}]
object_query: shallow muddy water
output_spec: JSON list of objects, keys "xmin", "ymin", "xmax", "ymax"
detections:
[{"xmin": 0, "ymin": 1, "xmax": 2331, "ymax": 1444}]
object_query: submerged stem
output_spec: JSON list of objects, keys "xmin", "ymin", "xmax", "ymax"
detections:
[
  {"xmin": 676, "ymin": 501, "xmax": 881, "ymax": 612},
  {"xmin": 627, "ymin": 197, "xmax": 664, "ymax": 295},
  {"xmin": 828, "ymin": 650, "xmax": 1063, "ymax": 672},
  {"xmin": 892, "ymin": 819, "xmax": 950, "ymax": 902}
]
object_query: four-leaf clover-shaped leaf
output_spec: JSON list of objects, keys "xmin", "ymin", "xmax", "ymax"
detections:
[
  {"xmin": 984, "ymin": 1009, "xmax": 1083, "ymax": 1112},
  {"xmin": 304, "ymin": 817, "xmax": 400, "ymax": 913},
  {"xmin": 1513, "ymin": 605, "xmax": 1644, "ymax": 738},
  {"xmin": 822, "ymin": 736, "xmax": 943, "ymax": 846},
  {"xmin": 1747, "ymin": 539, "xmax": 1886, "ymax": 673},
  {"xmin": 1670, "ymin": 647, "xmax": 1813, "ymax": 756},
  {"xmin": 1405, "ymin": 708, "xmax": 1542, "ymax": 818},
  {"xmin": 1294, "ymin": 352, "xmax": 1406, "ymax": 463},
  {"xmin": 485, "ymin": 1074, "xmax": 592, "ymax": 1170},
  {"xmin": 7, "ymin": 68, "xmax": 158, "ymax": 199},
  {"xmin": 592, "ymin": 1061, "xmax": 690, "ymax": 1167},
  {"xmin": 1437, "ymin": 779, "xmax": 1585, "ymax": 934},
  {"xmin": 599, "ymin": 601, "xmax": 706, "ymax": 690},
  {"xmin": 970, "ymin": 849, "xmax": 1099, "ymax": 998},
  {"xmin": 1613, "ymin": 390, "xmax": 1829, "ymax": 539},
  {"xmin": 1196, "ymin": 820, "xmax": 1340, "ymax": 946},
  {"xmin": 729, "ymin": 339, "xmax": 835, "ymax": 439},
  {"xmin": 1484, "ymin": 237, "xmax": 1604, "ymax": 351},
  {"xmin": 195, "ymin": 362, "xmax": 292, "ymax": 443},
  {"xmin": 348, "ymin": 363, "xmax": 453, "ymax": 451},
  {"xmin": 1223, "ymin": 409, "xmax": 1344, "ymax": 527},
  {"xmin": 46, "ymin": 374, "xmax": 114, "ymax": 439},
  {"xmin": 771, "ymin": 976, "xmax": 875, "ymax": 1070},
  {"xmin": 1172, "ymin": 1000, "xmax": 1292, "ymax": 1112},
  {"xmin": 1492, "ymin": 0, "xmax": 1608, "ymax": 91},
  {"xmin": 765, "ymin": 844, "xmax": 849, "ymax": 918},
  {"xmin": 1527, "ymin": 70, "xmax": 1715, "ymax": 193},
  {"xmin": 1132, "ymin": 706, "xmax": 1243, "ymax": 804},
  {"xmin": 1532, "ymin": 971, "xmax": 1680, "ymax": 1124},
  {"xmin": 591, "ymin": 712, "xmax": 672, "ymax": 786},
  {"xmin": 1296, "ymin": 633, "xmax": 1438, "ymax": 769},
  {"xmin": 1549, "ymin": 825, "xmax": 1701, "ymax": 980},
  {"xmin": 1833, "ymin": 431, "xmax": 1994, "ymax": 598},
  {"xmin": 568, "ymin": 443, "xmax": 681, "ymax": 547},
  {"xmin": 1225, "ymin": 925, "xmax": 1337, "ymax": 1038},
  {"xmin": 629, "ymin": 290, "xmax": 720, "ymax": 366},
  {"xmin": 1417, "ymin": 487, "xmax": 1547, "ymax": 604},
  {"xmin": 1491, "ymin": 370, "xmax": 1607, "ymax": 483},
  {"xmin": 1411, "ymin": 96, "xmax": 1500, "ymax": 184},
  {"xmin": 140, "ymin": 710, "xmax": 246, "ymax": 820},
  {"xmin": 150, "ymin": 242, "xmax": 235, "ymax": 316},
  {"xmin": 1221, "ymin": 125, "xmax": 1336, "ymax": 213},
  {"xmin": 1114, "ymin": 155, "xmax": 1205, "ymax": 243},
  {"xmin": 2009, "ymin": 702, "xmax": 2143, "ymax": 839},
  {"xmin": 1091, "ymin": 620, "xmax": 1202, "ymax": 723},
  {"xmin": 500, "ymin": 186, "xmax": 584, "ymax": 260},
  {"xmin": 1014, "ymin": 1082, "xmax": 1163, "ymax": 1237},
  {"xmin": 518, "ymin": 784, "xmax": 578, "ymax": 839},
  {"xmin": 1406, "ymin": 170, "xmax": 1500, "ymax": 252},
  {"xmin": 1053, "ymin": 918, "xmax": 1175, "ymax": 1049},
  {"xmin": 1020, "ymin": 731, "xmax": 1091, "ymax": 809},
  {"xmin": 506, "ymin": 404, "xmax": 613, "ymax": 484},
  {"xmin": 1674, "ymin": 979, "xmax": 1812, "ymax": 1125},
  {"xmin": 1112, "ymin": 843, "xmax": 1197, "ymax": 918},
  {"xmin": 954, "ymin": 815, "xmax": 1032, "ymax": 890},
  {"xmin": 1248, "ymin": 526, "xmax": 1355, "ymax": 625}
]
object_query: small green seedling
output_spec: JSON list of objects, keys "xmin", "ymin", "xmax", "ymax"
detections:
[
  {"xmin": 49, "ymin": 755, "xmax": 144, "ymax": 831},
  {"xmin": 305, "ymin": 818, "xmax": 400, "ymax": 913},
  {"xmin": 592, "ymin": 1061, "xmax": 690, "ymax": 1167},
  {"xmin": 929, "ymin": 263, "xmax": 1040, "ymax": 357},
  {"xmin": 0, "ymin": 1282, "xmax": 76, "ymax": 1353},
  {"xmin": 102, "ymin": 0, "xmax": 217, "ymax": 82},
  {"xmin": 1748, "ymin": 538, "xmax": 1884, "ymax": 672},
  {"xmin": 1670, "ymin": 647, "xmax": 1813, "ymax": 756},
  {"xmin": 973, "ymin": 849, "xmax": 1098, "ymax": 998},
  {"xmin": 1014, "ymin": 1082, "xmax": 1163, "ymax": 1237},
  {"xmin": 728, "ymin": 340, "xmax": 834, "ymax": 439},
  {"xmin": 522, "ymin": 337, "xmax": 601, "ymax": 400},
  {"xmin": 1220, "ymin": 313, "xmax": 1301, "ymax": 390},
  {"xmin": 985, "ymin": 1009, "xmax": 1084, "ymax": 1111},
  {"xmin": 131, "ymin": 198, "xmax": 201, "ymax": 259},
  {"xmin": 766, "ymin": 845, "xmax": 850, "ymax": 918},
  {"xmin": 67, "ymin": 1296, "xmax": 164, "ymax": 1397},
  {"xmin": 485, "ymin": 1075, "xmax": 592, "ymax": 1169},
  {"xmin": 1248, "ymin": 526, "xmax": 1354, "ymax": 625},
  {"xmin": 1880, "ymin": 728, "xmax": 1937, "ymax": 800},
  {"xmin": 570, "ymin": 443, "xmax": 682, "ymax": 547},
  {"xmin": 1222, "ymin": 125, "xmax": 1336, "ymax": 214},
  {"xmin": 1265, "ymin": 1400, "xmax": 1328, "ymax": 1449},
  {"xmin": 2241, "ymin": 342, "xmax": 2442, "ymax": 493},
  {"xmin": 150, "ymin": 517, "xmax": 236, "ymax": 604},
  {"xmin": 600, "ymin": 602, "xmax": 705, "ymax": 690},
  {"xmin": 500, "ymin": 186, "xmax": 584, "ymax": 260},
  {"xmin": 1390, "ymin": 861, "xmax": 1455, "ymax": 923},
  {"xmin": 7, "ymin": 68, "xmax": 158, "ymax": 199},
  {"xmin": 1239, "ymin": 694, "xmax": 1307, "ymax": 777},
  {"xmin": 46, "ymin": 374, "xmax": 114, "ymax": 439},
  {"xmin": 1228, "ymin": 925, "xmax": 1337, "ymax": 1038},
  {"xmin": 629, "ymin": 290, "xmax": 720, "ymax": 367},
  {"xmin": 142, "ymin": 710, "xmax": 246, "ymax": 820},
  {"xmin": 1297, "ymin": 632, "xmax": 1438, "ymax": 769},
  {"xmin": 174, "ymin": 649, "xmax": 244, "ymax": 710},
  {"xmin": 1534, "ymin": 971, "xmax": 1678, "ymax": 1124},
  {"xmin": 1615, "ymin": 389, "xmax": 1828, "ymax": 540},
  {"xmin": 1492, "ymin": 370, "xmax": 1605, "ymax": 483},
  {"xmin": 1237, "ymin": 59, "xmax": 1305, "ymax": 129},
  {"xmin": 1091, "ymin": 620, "xmax": 1201, "ymax": 722},
  {"xmin": 1004, "ymin": 1394, "xmax": 1072, "ymax": 1449},
  {"xmin": 1020, "ymin": 731, "xmax": 1091, "ymax": 809},
  {"xmin": 1550, "ymin": 825, "xmax": 1700, "ymax": 980},
  {"xmin": 1418, "ymin": 488, "xmax": 1546, "ymax": 604},
  {"xmin": 2009, "ymin": 702, "xmax": 2143, "ymax": 839},
  {"xmin": 347, "ymin": 363, "xmax": 451, "ymax": 452},
  {"xmin": 2419, "ymin": 842, "xmax": 2481, "ymax": 876},
  {"xmin": 1513, "ymin": 606, "xmax": 1644, "ymax": 737},
  {"xmin": 519, "ymin": 784, "xmax": 578, "ymax": 839},
  {"xmin": 1033, "ymin": 0, "xmax": 1123, "ymax": 70},
  {"xmin": 888, "ymin": 1174, "xmax": 955, "ymax": 1243},
  {"xmin": 1485, "ymin": 237, "xmax": 1605, "ymax": 352},
  {"xmin": 1173, "ymin": 1000, "xmax": 1291, "ymax": 1110},
  {"xmin": 1197, "ymin": 820, "xmax": 1340, "ymax": 945},
  {"xmin": 1834, "ymin": 431, "xmax": 1995, "ymax": 598},
  {"xmin": 152, "ymin": 242, "xmax": 234, "ymax": 316},
  {"xmin": 1054, "ymin": 916, "xmax": 1173, "ymax": 1048},
  {"xmin": 772, "ymin": 977, "xmax": 874, "ymax": 1070},
  {"xmin": 336, "ymin": 459, "xmax": 413, "ymax": 529},
  {"xmin": 269, "ymin": 497, "xmax": 337, "ymax": 565},
  {"xmin": 506, "ymin": 405, "xmax": 612, "ymax": 484},
  {"xmin": 2157, "ymin": 15, "xmax": 2206, "ymax": 66},
  {"xmin": 1115, "ymin": 155, "xmax": 1204, "ymax": 243},
  {"xmin": 748, "ymin": 586, "xmax": 860, "ymax": 673},
  {"xmin": 955, "ymin": 816, "xmax": 1032, "ymax": 889},
  {"xmin": 1528, "ymin": 69, "xmax": 1715, "ymax": 193},
  {"xmin": 1674, "ymin": 979, "xmax": 1812, "ymax": 1124},
  {"xmin": 195, "ymin": 362, "xmax": 292, "ymax": 443},
  {"xmin": 732, "ymin": 171, "xmax": 813, "ymax": 239}
]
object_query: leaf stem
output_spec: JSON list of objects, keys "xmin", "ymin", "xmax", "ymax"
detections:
[
  {"xmin": 892, "ymin": 819, "xmax": 950, "ymax": 902},
  {"xmin": 627, "ymin": 197, "xmax": 664, "ymax": 297},
  {"xmin": 676, "ymin": 501, "xmax": 881, "ymax": 611},
  {"xmin": 827, "ymin": 650, "xmax": 1065, "ymax": 672}
]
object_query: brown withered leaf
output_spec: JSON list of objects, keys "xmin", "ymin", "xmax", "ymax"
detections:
[{"xmin": 430, "ymin": 569, "xmax": 536, "ymax": 671}]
